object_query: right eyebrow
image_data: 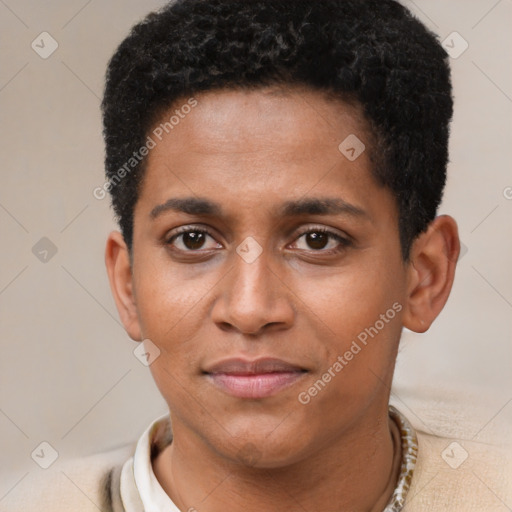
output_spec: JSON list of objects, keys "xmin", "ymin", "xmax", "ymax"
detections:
[{"xmin": 150, "ymin": 197, "xmax": 223, "ymax": 219}]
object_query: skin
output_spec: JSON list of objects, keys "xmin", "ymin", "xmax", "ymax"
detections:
[{"xmin": 105, "ymin": 86, "xmax": 460, "ymax": 512}]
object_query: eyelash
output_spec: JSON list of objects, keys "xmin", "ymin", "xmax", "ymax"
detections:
[{"xmin": 165, "ymin": 225, "xmax": 352, "ymax": 255}]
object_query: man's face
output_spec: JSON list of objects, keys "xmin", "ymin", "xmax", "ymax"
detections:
[{"xmin": 129, "ymin": 87, "xmax": 408, "ymax": 466}]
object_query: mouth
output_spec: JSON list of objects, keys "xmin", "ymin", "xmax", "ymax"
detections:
[{"xmin": 203, "ymin": 357, "xmax": 308, "ymax": 399}]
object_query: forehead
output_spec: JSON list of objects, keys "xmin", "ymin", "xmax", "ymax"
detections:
[
  {"xmin": 152, "ymin": 86, "xmax": 366, "ymax": 156},
  {"xmin": 136, "ymin": 86, "xmax": 395, "ymax": 226}
]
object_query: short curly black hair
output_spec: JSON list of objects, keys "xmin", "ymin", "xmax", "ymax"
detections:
[{"xmin": 101, "ymin": 0, "xmax": 453, "ymax": 261}]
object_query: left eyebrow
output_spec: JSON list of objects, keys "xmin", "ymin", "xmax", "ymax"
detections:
[{"xmin": 277, "ymin": 197, "xmax": 369, "ymax": 219}]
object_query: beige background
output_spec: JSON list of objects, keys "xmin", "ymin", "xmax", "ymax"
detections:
[{"xmin": 1, "ymin": 0, "xmax": 511, "ymax": 501}]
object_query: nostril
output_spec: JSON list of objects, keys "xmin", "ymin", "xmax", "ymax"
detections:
[{"xmin": 218, "ymin": 322, "xmax": 233, "ymax": 332}]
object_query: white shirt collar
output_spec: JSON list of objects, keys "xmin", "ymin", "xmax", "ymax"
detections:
[{"xmin": 120, "ymin": 412, "xmax": 179, "ymax": 512}]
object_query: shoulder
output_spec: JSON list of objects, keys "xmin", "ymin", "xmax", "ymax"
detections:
[
  {"xmin": 405, "ymin": 429, "xmax": 512, "ymax": 511},
  {"xmin": 1, "ymin": 442, "xmax": 135, "ymax": 512},
  {"xmin": 395, "ymin": 383, "xmax": 512, "ymax": 512}
]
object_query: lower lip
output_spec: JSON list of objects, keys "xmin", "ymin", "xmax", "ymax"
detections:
[{"xmin": 208, "ymin": 372, "xmax": 305, "ymax": 399}]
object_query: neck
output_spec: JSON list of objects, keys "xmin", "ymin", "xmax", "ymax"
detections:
[{"xmin": 153, "ymin": 405, "xmax": 402, "ymax": 512}]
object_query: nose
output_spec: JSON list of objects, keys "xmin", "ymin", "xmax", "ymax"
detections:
[{"xmin": 210, "ymin": 243, "xmax": 295, "ymax": 336}]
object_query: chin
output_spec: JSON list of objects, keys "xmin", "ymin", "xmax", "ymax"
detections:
[{"xmin": 207, "ymin": 419, "xmax": 313, "ymax": 469}]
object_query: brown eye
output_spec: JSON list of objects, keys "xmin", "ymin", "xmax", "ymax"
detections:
[
  {"xmin": 304, "ymin": 231, "xmax": 329, "ymax": 250},
  {"xmin": 180, "ymin": 231, "xmax": 206, "ymax": 250},
  {"xmin": 293, "ymin": 227, "xmax": 352, "ymax": 253},
  {"xmin": 166, "ymin": 227, "xmax": 221, "ymax": 252}
]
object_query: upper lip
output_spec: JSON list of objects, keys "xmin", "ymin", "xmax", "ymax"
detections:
[{"xmin": 204, "ymin": 357, "xmax": 306, "ymax": 375}]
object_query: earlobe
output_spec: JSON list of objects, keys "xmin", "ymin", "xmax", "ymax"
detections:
[
  {"xmin": 105, "ymin": 231, "xmax": 142, "ymax": 341},
  {"xmin": 402, "ymin": 215, "xmax": 460, "ymax": 333}
]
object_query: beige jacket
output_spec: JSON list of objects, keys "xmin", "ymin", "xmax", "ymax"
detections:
[{"xmin": 2, "ymin": 428, "xmax": 511, "ymax": 511}]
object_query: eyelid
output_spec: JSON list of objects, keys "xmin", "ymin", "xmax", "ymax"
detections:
[
  {"xmin": 292, "ymin": 224, "xmax": 352, "ymax": 242},
  {"xmin": 166, "ymin": 224, "xmax": 213, "ymax": 239}
]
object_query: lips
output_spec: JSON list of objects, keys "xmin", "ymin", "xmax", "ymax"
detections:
[{"xmin": 204, "ymin": 357, "xmax": 307, "ymax": 399}]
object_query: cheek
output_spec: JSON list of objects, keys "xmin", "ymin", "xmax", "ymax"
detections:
[
  {"xmin": 133, "ymin": 255, "xmax": 215, "ymax": 341},
  {"xmin": 293, "ymin": 258, "xmax": 404, "ymax": 388},
  {"xmin": 295, "ymin": 261, "xmax": 401, "ymax": 338}
]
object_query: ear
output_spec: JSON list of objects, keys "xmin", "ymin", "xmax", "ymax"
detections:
[
  {"xmin": 105, "ymin": 231, "xmax": 142, "ymax": 341},
  {"xmin": 402, "ymin": 215, "xmax": 460, "ymax": 333}
]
